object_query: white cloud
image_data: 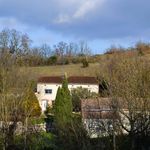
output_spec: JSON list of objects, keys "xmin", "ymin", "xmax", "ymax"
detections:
[
  {"xmin": 73, "ymin": 0, "xmax": 103, "ymax": 19},
  {"xmin": 0, "ymin": 17, "xmax": 29, "ymax": 31},
  {"xmin": 0, "ymin": 0, "xmax": 150, "ymax": 41},
  {"xmin": 54, "ymin": 0, "xmax": 103, "ymax": 24}
]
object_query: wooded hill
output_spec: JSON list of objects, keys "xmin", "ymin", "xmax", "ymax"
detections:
[{"xmin": 27, "ymin": 43, "xmax": 150, "ymax": 78}]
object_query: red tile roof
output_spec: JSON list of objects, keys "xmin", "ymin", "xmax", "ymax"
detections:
[
  {"xmin": 38, "ymin": 76, "xmax": 98, "ymax": 84},
  {"xmin": 38, "ymin": 76, "xmax": 62, "ymax": 84}
]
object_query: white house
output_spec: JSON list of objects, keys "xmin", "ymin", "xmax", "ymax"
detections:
[{"xmin": 35, "ymin": 76, "xmax": 99, "ymax": 112}]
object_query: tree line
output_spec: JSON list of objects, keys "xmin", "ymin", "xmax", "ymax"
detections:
[
  {"xmin": 0, "ymin": 28, "xmax": 91, "ymax": 66},
  {"xmin": 1, "ymin": 28, "xmax": 150, "ymax": 67}
]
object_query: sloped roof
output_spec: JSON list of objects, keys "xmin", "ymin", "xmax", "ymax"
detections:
[
  {"xmin": 81, "ymin": 98, "xmax": 119, "ymax": 119},
  {"xmin": 38, "ymin": 76, "xmax": 98, "ymax": 84},
  {"xmin": 38, "ymin": 76, "xmax": 62, "ymax": 84}
]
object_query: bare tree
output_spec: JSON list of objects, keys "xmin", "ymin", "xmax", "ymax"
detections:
[
  {"xmin": 0, "ymin": 29, "xmax": 10, "ymax": 53},
  {"xmin": 40, "ymin": 43, "xmax": 51, "ymax": 58},
  {"xmin": 9, "ymin": 29, "xmax": 21, "ymax": 54},
  {"xmin": 21, "ymin": 33, "xmax": 32, "ymax": 55},
  {"xmin": 79, "ymin": 41, "xmax": 91, "ymax": 56},
  {"xmin": 0, "ymin": 52, "xmax": 41, "ymax": 149},
  {"xmin": 106, "ymin": 56, "xmax": 150, "ymax": 149}
]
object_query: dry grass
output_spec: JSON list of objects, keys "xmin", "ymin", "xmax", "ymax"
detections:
[
  {"xmin": 26, "ymin": 63, "xmax": 101, "ymax": 78},
  {"xmin": 22, "ymin": 50, "xmax": 150, "ymax": 80}
]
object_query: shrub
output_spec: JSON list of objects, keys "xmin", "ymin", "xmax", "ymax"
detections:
[
  {"xmin": 71, "ymin": 87, "xmax": 98, "ymax": 112},
  {"xmin": 47, "ymin": 55, "xmax": 57, "ymax": 65},
  {"xmin": 82, "ymin": 57, "xmax": 89, "ymax": 68}
]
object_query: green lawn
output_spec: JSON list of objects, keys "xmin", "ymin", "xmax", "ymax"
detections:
[{"xmin": 28, "ymin": 63, "xmax": 100, "ymax": 78}]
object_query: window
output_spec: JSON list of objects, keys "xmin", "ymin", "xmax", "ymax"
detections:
[{"xmin": 45, "ymin": 89, "xmax": 52, "ymax": 94}]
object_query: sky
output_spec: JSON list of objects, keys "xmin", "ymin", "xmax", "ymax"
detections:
[{"xmin": 0, "ymin": 0, "xmax": 150, "ymax": 54}]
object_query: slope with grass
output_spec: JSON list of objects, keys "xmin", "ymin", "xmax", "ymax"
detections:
[
  {"xmin": 28, "ymin": 63, "xmax": 100, "ymax": 78},
  {"xmin": 25, "ymin": 47, "xmax": 150, "ymax": 80}
]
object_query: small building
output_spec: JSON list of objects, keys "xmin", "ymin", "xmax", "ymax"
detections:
[
  {"xmin": 35, "ymin": 76, "xmax": 99, "ymax": 112},
  {"xmin": 81, "ymin": 98, "xmax": 115, "ymax": 138},
  {"xmin": 81, "ymin": 98, "xmax": 129, "ymax": 138}
]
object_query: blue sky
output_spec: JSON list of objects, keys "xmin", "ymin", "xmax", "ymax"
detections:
[{"xmin": 0, "ymin": 0, "xmax": 150, "ymax": 54}]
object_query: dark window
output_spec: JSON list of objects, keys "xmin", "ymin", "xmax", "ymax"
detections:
[{"xmin": 45, "ymin": 89, "xmax": 52, "ymax": 94}]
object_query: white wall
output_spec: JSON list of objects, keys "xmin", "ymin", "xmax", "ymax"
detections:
[
  {"xmin": 36, "ymin": 83, "xmax": 99, "ymax": 111},
  {"xmin": 37, "ymin": 83, "xmax": 61, "ymax": 101},
  {"xmin": 68, "ymin": 84, "xmax": 99, "ymax": 93}
]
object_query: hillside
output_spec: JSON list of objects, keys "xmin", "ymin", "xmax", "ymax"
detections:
[
  {"xmin": 28, "ymin": 63, "xmax": 100, "ymax": 78},
  {"xmin": 24, "ymin": 44, "xmax": 150, "ymax": 80}
]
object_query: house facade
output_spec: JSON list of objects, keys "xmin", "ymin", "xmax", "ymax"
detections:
[{"xmin": 35, "ymin": 76, "xmax": 99, "ymax": 112}]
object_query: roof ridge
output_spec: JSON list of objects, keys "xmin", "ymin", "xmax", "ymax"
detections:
[{"xmin": 38, "ymin": 76, "xmax": 98, "ymax": 84}]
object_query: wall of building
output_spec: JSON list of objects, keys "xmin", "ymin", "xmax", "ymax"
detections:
[
  {"xmin": 36, "ymin": 83, "xmax": 99, "ymax": 111},
  {"xmin": 68, "ymin": 84, "xmax": 98, "ymax": 93}
]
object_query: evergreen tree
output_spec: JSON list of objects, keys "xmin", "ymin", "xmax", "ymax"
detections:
[
  {"xmin": 54, "ymin": 87, "xmax": 63, "ymax": 128},
  {"xmin": 54, "ymin": 77, "xmax": 89, "ymax": 150},
  {"xmin": 82, "ymin": 57, "xmax": 89, "ymax": 68},
  {"xmin": 54, "ymin": 76, "xmax": 72, "ymax": 129},
  {"xmin": 23, "ymin": 83, "xmax": 41, "ymax": 117},
  {"xmin": 61, "ymin": 75, "xmax": 72, "ymax": 121}
]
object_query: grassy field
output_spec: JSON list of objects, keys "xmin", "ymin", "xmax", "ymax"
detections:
[{"xmin": 28, "ymin": 63, "xmax": 100, "ymax": 78}]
